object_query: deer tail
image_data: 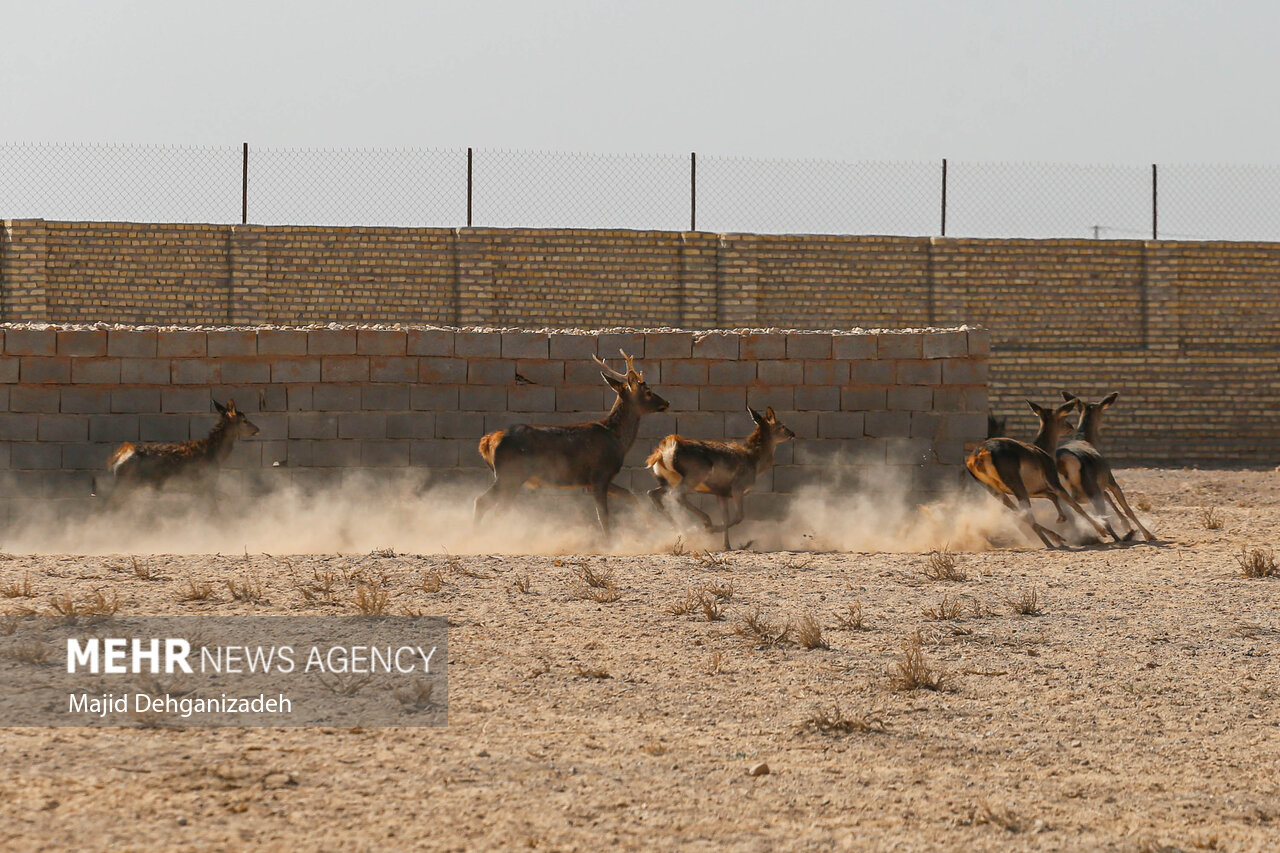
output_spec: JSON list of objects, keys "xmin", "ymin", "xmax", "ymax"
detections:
[
  {"xmin": 647, "ymin": 436, "xmax": 683, "ymax": 486},
  {"xmin": 478, "ymin": 431, "xmax": 503, "ymax": 470},
  {"xmin": 106, "ymin": 442, "xmax": 137, "ymax": 474}
]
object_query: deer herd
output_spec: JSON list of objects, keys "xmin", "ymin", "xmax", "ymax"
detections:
[{"xmin": 98, "ymin": 350, "xmax": 1152, "ymax": 550}]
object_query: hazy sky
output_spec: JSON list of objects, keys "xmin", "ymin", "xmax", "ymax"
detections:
[{"xmin": 5, "ymin": 0, "xmax": 1278, "ymax": 164}]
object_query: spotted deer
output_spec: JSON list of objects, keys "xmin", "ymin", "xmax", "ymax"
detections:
[
  {"xmin": 473, "ymin": 351, "xmax": 669, "ymax": 537},
  {"xmin": 104, "ymin": 399, "xmax": 260, "ymax": 503},
  {"xmin": 965, "ymin": 399, "xmax": 1119, "ymax": 548},
  {"xmin": 647, "ymin": 406, "xmax": 795, "ymax": 550},
  {"xmin": 1057, "ymin": 391, "xmax": 1154, "ymax": 541}
]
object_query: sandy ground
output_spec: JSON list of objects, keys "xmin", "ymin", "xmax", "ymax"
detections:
[{"xmin": 0, "ymin": 468, "xmax": 1278, "ymax": 852}]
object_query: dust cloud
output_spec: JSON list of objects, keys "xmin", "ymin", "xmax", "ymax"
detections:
[{"xmin": 0, "ymin": 457, "xmax": 1082, "ymax": 556}]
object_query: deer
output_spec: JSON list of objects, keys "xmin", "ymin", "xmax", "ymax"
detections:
[
  {"xmin": 473, "ymin": 351, "xmax": 669, "ymax": 537},
  {"xmin": 103, "ymin": 398, "xmax": 260, "ymax": 504},
  {"xmin": 1057, "ymin": 391, "xmax": 1154, "ymax": 542},
  {"xmin": 965, "ymin": 398, "xmax": 1121, "ymax": 548},
  {"xmin": 646, "ymin": 406, "xmax": 796, "ymax": 551}
]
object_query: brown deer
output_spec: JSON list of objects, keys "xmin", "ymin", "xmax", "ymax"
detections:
[
  {"xmin": 1058, "ymin": 391, "xmax": 1154, "ymax": 541},
  {"xmin": 473, "ymin": 351, "xmax": 669, "ymax": 536},
  {"xmin": 105, "ymin": 398, "xmax": 260, "ymax": 503},
  {"xmin": 965, "ymin": 399, "xmax": 1119, "ymax": 548},
  {"xmin": 646, "ymin": 406, "xmax": 795, "ymax": 550}
]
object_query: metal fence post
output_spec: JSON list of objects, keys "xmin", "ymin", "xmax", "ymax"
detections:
[
  {"xmin": 940, "ymin": 158, "xmax": 948, "ymax": 236},
  {"xmin": 1151, "ymin": 163, "xmax": 1158, "ymax": 240},
  {"xmin": 690, "ymin": 152, "xmax": 697, "ymax": 232},
  {"xmin": 467, "ymin": 147, "xmax": 473, "ymax": 228},
  {"xmin": 241, "ymin": 142, "xmax": 248, "ymax": 224}
]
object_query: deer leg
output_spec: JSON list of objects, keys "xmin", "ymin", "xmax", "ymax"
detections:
[
  {"xmin": 647, "ymin": 484, "xmax": 672, "ymax": 517},
  {"xmin": 672, "ymin": 489, "xmax": 715, "ymax": 532},
  {"xmin": 591, "ymin": 478, "xmax": 613, "ymax": 537},
  {"xmin": 723, "ymin": 493, "xmax": 752, "ymax": 551},
  {"xmin": 1048, "ymin": 485, "xmax": 1119, "ymax": 543},
  {"xmin": 474, "ymin": 476, "xmax": 519, "ymax": 525},
  {"xmin": 986, "ymin": 482, "xmax": 1064, "ymax": 549},
  {"xmin": 1104, "ymin": 476, "xmax": 1155, "ymax": 541},
  {"xmin": 606, "ymin": 482, "xmax": 637, "ymax": 505}
]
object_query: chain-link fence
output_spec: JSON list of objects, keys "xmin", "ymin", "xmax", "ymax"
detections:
[{"xmin": 3, "ymin": 141, "xmax": 1280, "ymax": 240}]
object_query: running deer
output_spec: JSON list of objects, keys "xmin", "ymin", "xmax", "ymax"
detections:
[
  {"xmin": 646, "ymin": 406, "xmax": 796, "ymax": 550},
  {"xmin": 473, "ymin": 351, "xmax": 669, "ymax": 536},
  {"xmin": 105, "ymin": 399, "xmax": 260, "ymax": 503},
  {"xmin": 1057, "ymin": 391, "xmax": 1154, "ymax": 541},
  {"xmin": 965, "ymin": 399, "xmax": 1119, "ymax": 548}
]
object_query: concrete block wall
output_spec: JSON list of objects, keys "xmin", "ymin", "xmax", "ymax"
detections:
[
  {"xmin": 0, "ymin": 324, "xmax": 989, "ymax": 519},
  {"xmin": 5, "ymin": 220, "xmax": 1277, "ymax": 463}
]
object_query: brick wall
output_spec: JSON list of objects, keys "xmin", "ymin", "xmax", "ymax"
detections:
[
  {"xmin": 0, "ymin": 324, "xmax": 988, "ymax": 514},
  {"xmin": 3, "ymin": 220, "xmax": 1277, "ymax": 464},
  {"xmin": 0, "ymin": 325, "xmax": 987, "ymax": 518}
]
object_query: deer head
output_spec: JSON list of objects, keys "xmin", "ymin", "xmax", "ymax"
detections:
[
  {"xmin": 748, "ymin": 406, "xmax": 796, "ymax": 444},
  {"xmin": 1025, "ymin": 399, "xmax": 1076, "ymax": 451},
  {"xmin": 213, "ymin": 398, "xmax": 261, "ymax": 438},
  {"xmin": 1061, "ymin": 391, "xmax": 1118, "ymax": 444},
  {"xmin": 593, "ymin": 350, "xmax": 669, "ymax": 415}
]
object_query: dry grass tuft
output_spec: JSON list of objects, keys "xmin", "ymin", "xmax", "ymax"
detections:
[
  {"xmin": 693, "ymin": 550, "xmax": 731, "ymax": 570},
  {"xmin": 416, "ymin": 569, "xmax": 444, "ymax": 593},
  {"xmin": 889, "ymin": 631, "xmax": 949, "ymax": 692},
  {"xmin": 973, "ymin": 799, "xmax": 1025, "ymax": 833},
  {"xmin": 706, "ymin": 651, "xmax": 726, "ymax": 675},
  {"xmin": 834, "ymin": 602, "xmax": 868, "ymax": 631},
  {"xmin": 571, "ymin": 562, "xmax": 620, "ymax": 603},
  {"xmin": 1200, "ymin": 506, "xmax": 1225, "ymax": 530},
  {"xmin": 1236, "ymin": 546, "xmax": 1278, "ymax": 578},
  {"xmin": 735, "ymin": 609, "xmax": 792, "ymax": 647},
  {"xmin": 179, "ymin": 580, "xmax": 216, "ymax": 603},
  {"xmin": 667, "ymin": 536, "xmax": 687, "ymax": 557},
  {"xmin": 573, "ymin": 664, "xmax": 611, "ymax": 680},
  {"xmin": 393, "ymin": 679, "xmax": 438, "ymax": 712},
  {"xmin": 512, "ymin": 575, "xmax": 532, "ymax": 595},
  {"xmin": 226, "ymin": 575, "xmax": 267, "ymax": 603},
  {"xmin": 130, "ymin": 557, "xmax": 160, "ymax": 581},
  {"xmin": 922, "ymin": 548, "xmax": 967, "ymax": 581},
  {"xmin": 796, "ymin": 706, "xmax": 887, "ymax": 736},
  {"xmin": 923, "ymin": 593, "xmax": 964, "ymax": 621},
  {"xmin": 354, "ymin": 582, "xmax": 391, "ymax": 619},
  {"xmin": 9, "ymin": 639, "xmax": 53, "ymax": 665},
  {"xmin": 298, "ymin": 569, "xmax": 338, "ymax": 604},
  {"xmin": 1, "ymin": 573, "xmax": 35, "ymax": 599},
  {"xmin": 48, "ymin": 590, "xmax": 120, "ymax": 626},
  {"xmin": 669, "ymin": 584, "xmax": 730, "ymax": 621},
  {"xmin": 1005, "ymin": 586, "xmax": 1046, "ymax": 616},
  {"xmin": 780, "ymin": 554, "xmax": 813, "ymax": 571},
  {"xmin": 1134, "ymin": 493, "xmax": 1153, "ymax": 512},
  {"xmin": 796, "ymin": 612, "xmax": 830, "ymax": 650}
]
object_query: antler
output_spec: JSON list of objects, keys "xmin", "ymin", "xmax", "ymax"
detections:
[
  {"xmin": 617, "ymin": 349, "xmax": 643, "ymax": 381},
  {"xmin": 592, "ymin": 353, "xmax": 628, "ymax": 380}
]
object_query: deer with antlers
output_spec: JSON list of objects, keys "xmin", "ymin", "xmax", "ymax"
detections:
[
  {"xmin": 104, "ymin": 398, "xmax": 260, "ymax": 503},
  {"xmin": 965, "ymin": 398, "xmax": 1121, "ymax": 548},
  {"xmin": 473, "ymin": 351, "xmax": 669, "ymax": 536},
  {"xmin": 1057, "ymin": 391, "xmax": 1154, "ymax": 541},
  {"xmin": 647, "ymin": 406, "xmax": 795, "ymax": 551}
]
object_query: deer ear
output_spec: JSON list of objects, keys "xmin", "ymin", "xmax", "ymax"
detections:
[
  {"xmin": 765, "ymin": 406, "xmax": 776, "ymax": 421},
  {"xmin": 1025, "ymin": 400, "xmax": 1040, "ymax": 414},
  {"xmin": 1055, "ymin": 400, "xmax": 1077, "ymax": 417},
  {"xmin": 601, "ymin": 372, "xmax": 625, "ymax": 393},
  {"xmin": 212, "ymin": 399, "xmax": 227, "ymax": 415},
  {"xmin": 747, "ymin": 407, "xmax": 765, "ymax": 425},
  {"xmin": 1061, "ymin": 390, "xmax": 1081, "ymax": 406},
  {"xmin": 225, "ymin": 398, "xmax": 237, "ymax": 415},
  {"xmin": 1101, "ymin": 392, "xmax": 1119, "ymax": 408}
]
